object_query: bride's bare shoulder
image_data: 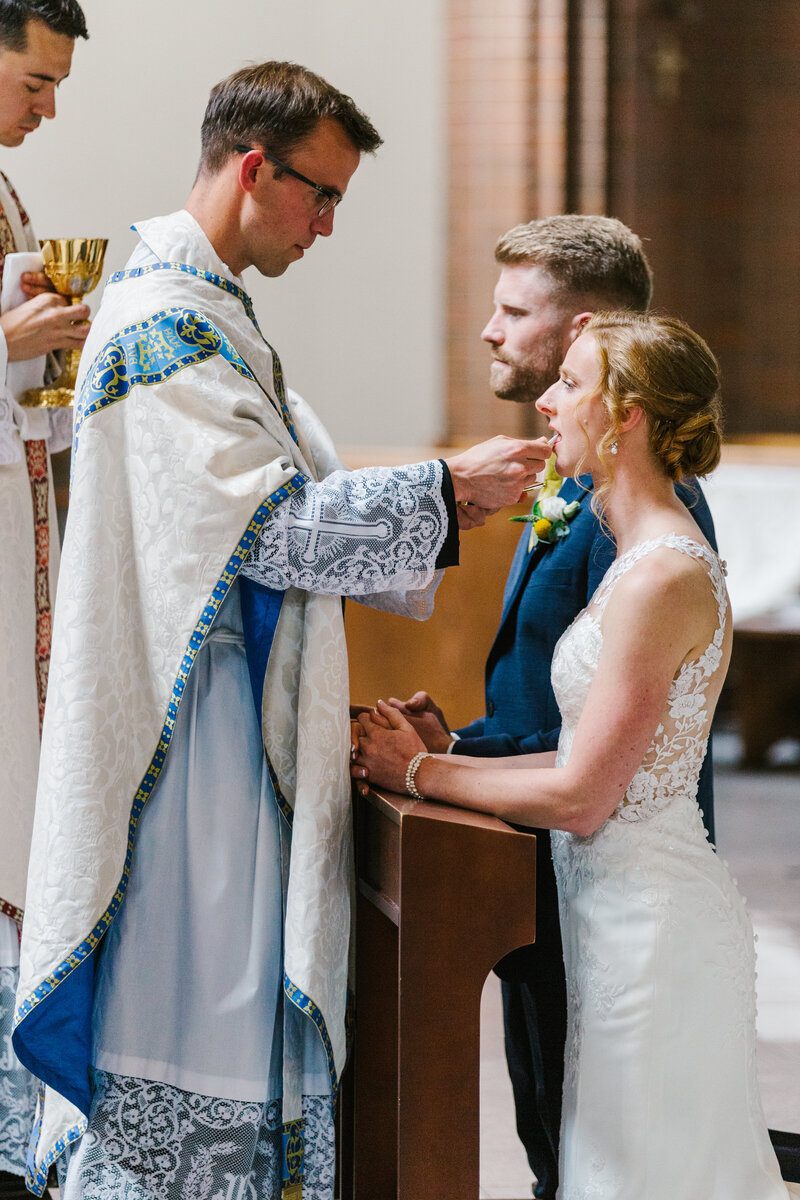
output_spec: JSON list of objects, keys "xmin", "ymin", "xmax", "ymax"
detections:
[{"xmin": 605, "ymin": 541, "xmax": 720, "ymax": 630}]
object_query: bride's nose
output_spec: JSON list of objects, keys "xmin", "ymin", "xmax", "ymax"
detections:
[{"xmin": 536, "ymin": 382, "xmax": 557, "ymax": 416}]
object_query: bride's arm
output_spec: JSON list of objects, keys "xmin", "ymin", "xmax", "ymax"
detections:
[
  {"xmin": 440, "ymin": 750, "xmax": 557, "ymax": 769},
  {"xmin": 354, "ymin": 558, "xmax": 711, "ymax": 836}
]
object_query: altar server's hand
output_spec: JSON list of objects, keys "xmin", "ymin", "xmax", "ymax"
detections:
[
  {"xmin": 19, "ymin": 270, "xmax": 59, "ymax": 297},
  {"xmin": 387, "ymin": 692, "xmax": 454, "ymax": 753},
  {"xmin": 2, "ymin": 292, "xmax": 90, "ymax": 361},
  {"xmin": 351, "ymin": 701, "xmax": 427, "ymax": 795},
  {"xmin": 20, "ymin": 270, "xmax": 56, "ymax": 298},
  {"xmin": 444, "ymin": 435, "xmax": 550, "ymax": 510}
]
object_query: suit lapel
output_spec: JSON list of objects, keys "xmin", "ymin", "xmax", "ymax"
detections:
[
  {"xmin": 498, "ymin": 475, "xmax": 592, "ymax": 620},
  {"xmin": 502, "ymin": 526, "xmax": 545, "ymax": 616}
]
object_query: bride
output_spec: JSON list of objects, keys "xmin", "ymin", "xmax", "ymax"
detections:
[{"xmin": 352, "ymin": 312, "xmax": 799, "ymax": 1200}]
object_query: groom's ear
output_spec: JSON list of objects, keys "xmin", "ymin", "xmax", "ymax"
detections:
[{"xmin": 567, "ymin": 311, "xmax": 594, "ymax": 342}]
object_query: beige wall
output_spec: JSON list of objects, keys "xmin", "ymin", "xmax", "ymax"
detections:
[{"xmin": 7, "ymin": 0, "xmax": 446, "ymax": 447}]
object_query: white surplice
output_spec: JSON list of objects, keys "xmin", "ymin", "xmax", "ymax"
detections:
[
  {"xmin": 0, "ymin": 170, "xmax": 71, "ymax": 922},
  {"xmin": 0, "ymin": 168, "xmax": 71, "ymax": 1181}
]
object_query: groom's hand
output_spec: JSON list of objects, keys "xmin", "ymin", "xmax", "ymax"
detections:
[{"xmin": 388, "ymin": 691, "xmax": 454, "ymax": 753}]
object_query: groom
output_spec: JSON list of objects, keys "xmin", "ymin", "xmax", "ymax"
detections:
[{"xmin": 394, "ymin": 215, "xmax": 717, "ymax": 1200}]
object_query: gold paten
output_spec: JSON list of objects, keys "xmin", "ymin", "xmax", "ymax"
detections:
[{"xmin": 20, "ymin": 237, "xmax": 108, "ymax": 408}]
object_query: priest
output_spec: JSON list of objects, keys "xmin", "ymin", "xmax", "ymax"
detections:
[
  {"xmin": 0, "ymin": 4, "xmax": 88, "ymax": 1197},
  {"xmin": 13, "ymin": 60, "xmax": 549, "ymax": 1199}
]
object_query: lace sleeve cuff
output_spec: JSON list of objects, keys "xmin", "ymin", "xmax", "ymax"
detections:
[{"xmin": 240, "ymin": 460, "xmax": 450, "ymax": 596}]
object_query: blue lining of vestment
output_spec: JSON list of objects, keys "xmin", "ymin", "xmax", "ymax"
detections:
[
  {"xmin": 239, "ymin": 577, "xmax": 285, "ymax": 725},
  {"xmin": 239, "ymin": 578, "xmax": 294, "ymax": 827}
]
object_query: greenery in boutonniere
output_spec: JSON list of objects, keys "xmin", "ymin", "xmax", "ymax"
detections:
[{"xmin": 510, "ymin": 453, "xmax": 581, "ymax": 551}]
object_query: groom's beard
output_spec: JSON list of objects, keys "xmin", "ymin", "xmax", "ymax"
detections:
[{"xmin": 488, "ymin": 335, "xmax": 564, "ymax": 404}]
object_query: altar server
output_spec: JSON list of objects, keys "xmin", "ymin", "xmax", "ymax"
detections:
[{"xmin": 0, "ymin": 3, "xmax": 87, "ymax": 1196}]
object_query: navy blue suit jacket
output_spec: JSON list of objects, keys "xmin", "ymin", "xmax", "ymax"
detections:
[{"xmin": 453, "ymin": 476, "xmax": 717, "ymax": 840}]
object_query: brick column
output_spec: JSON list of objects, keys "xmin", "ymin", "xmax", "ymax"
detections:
[
  {"xmin": 446, "ymin": 0, "xmax": 540, "ymax": 442},
  {"xmin": 447, "ymin": 0, "xmax": 800, "ymax": 441},
  {"xmin": 445, "ymin": 0, "xmax": 611, "ymax": 441}
]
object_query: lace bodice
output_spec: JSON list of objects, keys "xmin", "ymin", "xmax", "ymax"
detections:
[{"xmin": 552, "ymin": 535, "xmax": 728, "ymax": 824}]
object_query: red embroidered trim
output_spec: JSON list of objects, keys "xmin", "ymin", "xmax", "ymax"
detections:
[
  {"xmin": 24, "ymin": 439, "xmax": 53, "ymax": 734},
  {"xmin": 1, "ymin": 171, "xmax": 31, "ymax": 226},
  {"xmin": 0, "ymin": 175, "xmax": 31, "ymax": 289},
  {"xmin": 0, "ymin": 896, "xmax": 24, "ymax": 927}
]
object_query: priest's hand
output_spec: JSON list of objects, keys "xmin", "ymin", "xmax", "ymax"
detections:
[
  {"xmin": 444, "ymin": 435, "xmax": 550, "ymax": 510},
  {"xmin": 351, "ymin": 701, "xmax": 427, "ymax": 795},
  {"xmin": 387, "ymin": 691, "xmax": 454, "ymax": 753},
  {"xmin": 2, "ymin": 292, "xmax": 91, "ymax": 361}
]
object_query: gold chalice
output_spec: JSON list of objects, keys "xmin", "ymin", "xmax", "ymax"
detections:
[{"xmin": 22, "ymin": 237, "xmax": 108, "ymax": 408}]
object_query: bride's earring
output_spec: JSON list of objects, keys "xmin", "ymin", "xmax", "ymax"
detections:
[{"xmin": 610, "ymin": 440, "xmax": 619, "ymax": 455}]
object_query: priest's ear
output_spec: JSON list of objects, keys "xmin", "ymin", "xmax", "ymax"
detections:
[{"xmin": 235, "ymin": 148, "xmax": 265, "ymax": 193}]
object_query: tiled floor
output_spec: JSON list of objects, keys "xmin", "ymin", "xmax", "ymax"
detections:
[{"xmin": 478, "ymin": 744, "xmax": 800, "ymax": 1198}]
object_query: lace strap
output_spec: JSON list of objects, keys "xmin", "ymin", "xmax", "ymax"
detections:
[{"xmin": 591, "ymin": 534, "xmax": 727, "ymax": 637}]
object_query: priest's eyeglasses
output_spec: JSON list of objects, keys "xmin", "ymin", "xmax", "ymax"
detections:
[{"xmin": 234, "ymin": 145, "xmax": 342, "ymax": 218}]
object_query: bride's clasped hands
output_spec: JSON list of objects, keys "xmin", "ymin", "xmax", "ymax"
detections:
[{"xmin": 351, "ymin": 699, "xmax": 434, "ymax": 797}]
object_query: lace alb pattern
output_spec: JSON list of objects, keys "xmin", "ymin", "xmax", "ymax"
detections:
[
  {"xmin": 0, "ymin": 965, "xmax": 37, "ymax": 1176},
  {"xmin": 63, "ymin": 1071, "xmax": 334, "ymax": 1200},
  {"xmin": 0, "ymin": 394, "xmax": 18, "ymax": 465},
  {"xmin": 240, "ymin": 462, "xmax": 447, "ymax": 595},
  {"xmin": 553, "ymin": 535, "xmax": 727, "ymax": 823}
]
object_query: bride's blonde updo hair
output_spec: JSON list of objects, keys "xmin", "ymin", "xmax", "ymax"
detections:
[{"xmin": 583, "ymin": 312, "xmax": 723, "ymax": 484}]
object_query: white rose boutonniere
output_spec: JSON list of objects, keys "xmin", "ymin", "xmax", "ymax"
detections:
[{"xmin": 509, "ymin": 453, "xmax": 581, "ymax": 551}]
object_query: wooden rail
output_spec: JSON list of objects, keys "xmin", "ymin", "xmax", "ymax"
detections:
[{"xmin": 341, "ymin": 785, "xmax": 537, "ymax": 1200}]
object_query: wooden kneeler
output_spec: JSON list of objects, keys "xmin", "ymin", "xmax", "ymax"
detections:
[{"xmin": 341, "ymin": 785, "xmax": 537, "ymax": 1200}]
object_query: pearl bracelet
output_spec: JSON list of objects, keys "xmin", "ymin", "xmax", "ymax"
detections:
[{"xmin": 405, "ymin": 751, "xmax": 433, "ymax": 799}]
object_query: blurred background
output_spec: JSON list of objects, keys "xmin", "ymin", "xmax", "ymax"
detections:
[{"xmin": 8, "ymin": 2, "xmax": 798, "ymax": 1191}]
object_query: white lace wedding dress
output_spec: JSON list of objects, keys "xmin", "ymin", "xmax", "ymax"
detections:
[{"xmin": 550, "ymin": 535, "xmax": 798, "ymax": 1200}]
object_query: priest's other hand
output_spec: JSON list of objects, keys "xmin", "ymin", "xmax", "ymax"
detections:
[
  {"xmin": 2, "ymin": 292, "xmax": 91, "ymax": 361},
  {"xmin": 456, "ymin": 502, "xmax": 496, "ymax": 530},
  {"xmin": 444, "ymin": 435, "xmax": 550, "ymax": 510},
  {"xmin": 387, "ymin": 692, "xmax": 454, "ymax": 753}
]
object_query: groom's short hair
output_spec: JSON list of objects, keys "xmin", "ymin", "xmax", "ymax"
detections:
[
  {"xmin": 0, "ymin": 0, "xmax": 88, "ymax": 50},
  {"xmin": 495, "ymin": 214, "xmax": 653, "ymax": 313}
]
